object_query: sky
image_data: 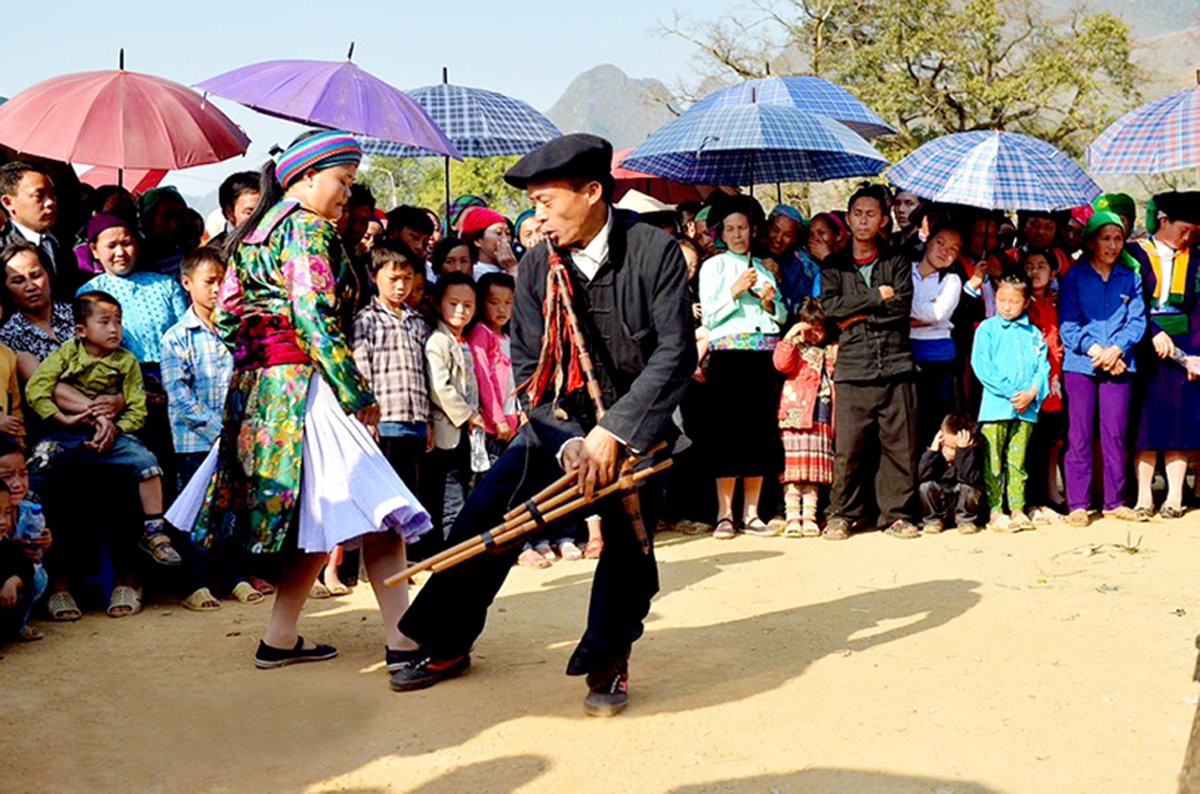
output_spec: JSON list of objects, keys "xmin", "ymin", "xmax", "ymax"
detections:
[{"xmin": 2, "ymin": 0, "xmax": 734, "ymax": 209}]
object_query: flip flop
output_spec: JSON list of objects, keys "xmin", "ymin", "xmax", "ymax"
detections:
[
  {"xmin": 107, "ymin": 585, "xmax": 142, "ymax": 618},
  {"xmin": 231, "ymin": 581, "xmax": 265, "ymax": 605},
  {"xmin": 181, "ymin": 587, "xmax": 221, "ymax": 612},
  {"xmin": 47, "ymin": 591, "xmax": 81, "ymax": 621}
]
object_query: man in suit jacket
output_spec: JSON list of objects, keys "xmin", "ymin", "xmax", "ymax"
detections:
[
  {"xmin": 392, "ymin": 134, "xmax": 696, "ymax": 717},
  {"xmin": 0, "ymin": 162, "xmax": 76, "ymax": 292}
]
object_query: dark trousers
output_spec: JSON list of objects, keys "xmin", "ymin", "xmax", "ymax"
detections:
[
  {"xmin": 919, "ymin": 481, "xmax": 981, "ymax": 526},
  {"xmin": 830, "ymin": 376, "xmax": 918, "ymax": 526},
  {"xmin": 399, "ymin": 431, "xmax": 661, "ymax": 686},
  {"xmin": 914, "ymin": 359, "xmax": 961, "ymax": 447},
  {"xmin": 426, "ymin": 434, "xmax": 472, "ymax": 541}
]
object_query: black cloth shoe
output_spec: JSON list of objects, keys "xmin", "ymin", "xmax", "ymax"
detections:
[
  {"xmin": 389, "ymin": 652, "xmax": 470, "ymax": 692},
  {"xmin": 385, "ymin": 647, "xmax": 424, "ymax": 673},
  {"xmin": 254, "ymin": 636, "xmax": 338, "ymax": 669},
  {"xmin": 584, "ymin": 665, "xmax": 629, "ymax": 717}
]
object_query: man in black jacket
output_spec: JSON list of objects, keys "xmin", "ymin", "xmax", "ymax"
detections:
[
  {"xmin": 391, "ymin": 134, "xmax": 696, "ymax": 716},
  {"xmin": 821, "ymin": 184, "xmax": 920, "ymax": 539}
]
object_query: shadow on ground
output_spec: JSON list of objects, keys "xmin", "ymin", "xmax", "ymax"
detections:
[
  {"xmin": 3, "ymin": 542, "xmax": 981, "ymax": 793},
  {"xmin": 668, "ymin": 767, "xmax": 1003, "ymax": 794}
]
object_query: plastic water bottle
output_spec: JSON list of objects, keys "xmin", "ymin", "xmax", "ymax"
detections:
[{"xmin": 24, "ymin": 504, "xmax": 46, "ymax": 564}]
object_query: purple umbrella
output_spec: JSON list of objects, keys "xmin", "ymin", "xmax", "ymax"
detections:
[{"xmin": 196, "ymin": 46, "xmax": 461, "ymax": 159}]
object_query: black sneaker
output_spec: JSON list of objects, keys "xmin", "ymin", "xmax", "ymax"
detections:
[
  {"xmin": 385, "ymin": 647, "xmax": 424, "ymax": 673},
  {"xmin": 389, "ymin": 652, "xmax": 470, "ymax": 691},
  {"xmin": 254, "ymin": 636, "xmax": 338, "ymax": 669},
  {"xmin": 584, "ymin": 666, "xmax": 629, "ymax": 717}
]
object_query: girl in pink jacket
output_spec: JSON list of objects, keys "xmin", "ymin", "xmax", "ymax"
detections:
[{"xmin": 773, "ymin": 298, "xmax": 837, "ymax": 538}]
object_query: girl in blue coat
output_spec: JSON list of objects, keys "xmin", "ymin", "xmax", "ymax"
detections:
[{"xmin": 971, "ymin": 273, "xmax": 1049, "ymax": 532}]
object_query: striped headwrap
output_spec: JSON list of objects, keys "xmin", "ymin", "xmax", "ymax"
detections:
[{"xmin": 275, "ymin": 131, "xmax": 363, "ymax": 189}]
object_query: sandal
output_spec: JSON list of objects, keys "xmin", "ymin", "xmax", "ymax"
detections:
[
  {"xmin": 107, "ymin": 585, "xmax": 142, "ymax": 618},
  {"xmin": 802, "ymin": 519, "xmax": 822, "ymax": 538},
  {"xmin": 743, "ymin": 517, "xmax": 780, "ymax": 537},
  {"xmin": 680, "ymin": 520, "xmax": 712, "ymax": 535},
  {"xmin": 248, "ymin": 576, "xmax": 275, "ymax": 595},
  {"xmin": 1160, "ymin": 505, "xmax": 1186, "ymax": 520},
  {"xmin": 583, "ymin": 537, "xmax": 604, "ymax": 559},
  {"xmin": 884, "ymin": 519, "xmax": 920, "ymax": 539},
  {"xmin": 231, "ymin": 581, "xmax": 265, "ymax": 605},
  {"xmin": 1009, "ymin": 511, "xmax": 1035, "ymax": 531},
  {"xmin": 559, "ymin": 539, "xmax": 584, "ymax": 561},
  {"xmin": 713, "ymin": 517, "xmax": 737, "ymax": 540},
  {"xmin": 140, "ymin": 531, "xmax": 182, "ymax": 566},
  {"xmin": 1104, "ymin": 506, "xmax": 1148, "ymax": 523},
  {"xmin": 823, "ymin": 518, "xmax": 851, "ymax": 541},
  {"xmin": 324, "ymin": 580, "xmax": 352, "ymax": 597},
  {"xmin": 783, "ymin": 519, "xmax": 804, "ymax": 538},
  {"xmin": 309, "ymin": 582, "xmax": 331, "ymax": 599},
  {"xmin": 518, "ymin": 546, "xmax": 551, "ymax": 569},
  {"xmin": 17, "ymin": 625, "xmax": 44, "ymax": 641},
  {"xmin": 47, "ymin": 591, "xmax": 81, "ymax": 621},
  {"xmin": 1133, "ymin": 505, "xmax": 1155, "ymax": 521},
  {"xmin": 533, "ymin": 540, "xmax": 557, "ymax": 563},
  {"xmin": 181, "ymin": 587, "xmax": 221, "ymax": 612},
  {"xmin": 989, "ymin": 513, "xmax": 1014, "ymax": 533}
]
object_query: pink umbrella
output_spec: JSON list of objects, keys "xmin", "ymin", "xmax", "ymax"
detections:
[
  {"xmin": 80, "ymin": 166, "xmax": 167, "ymax": 194},
  {"xmin": 0, "ymin": 57, "xmax": 249, "ymax": 172},
  {"xmin": 612, "ymin": 147, "xmax": 716, "ymax": 204}
]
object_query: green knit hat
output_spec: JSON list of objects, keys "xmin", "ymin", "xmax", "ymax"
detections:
[{"xmin": 1092, "ymin": 193, "xmax": 1135, "ymax": 224}]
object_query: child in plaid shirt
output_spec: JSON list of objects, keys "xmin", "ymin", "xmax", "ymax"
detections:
[
  {"xmin": 162, "ymin": 247, "xmax": 234, "ymax": 488},
  {"xmin": 353, "ymin": 242, "xmax": 433, "ymax": 564},
  {"xmin": 161, "ymin": 247, "xmax": 263, "ymax": 608}
]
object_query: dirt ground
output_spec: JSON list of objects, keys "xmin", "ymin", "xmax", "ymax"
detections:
[{"xmin": 4, "ymin": 514, "xmax": 1199, "ymax": 793}]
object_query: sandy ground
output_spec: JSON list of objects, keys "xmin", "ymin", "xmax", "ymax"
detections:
[{"xmin": 4, "ymin": 514, "xmax": 1200, "ymax": 794}]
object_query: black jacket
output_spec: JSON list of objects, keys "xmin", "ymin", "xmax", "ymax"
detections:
[
  {"xmin": 918, "ymin": 445, "xmax": 983, "ymax": 491},
  {"xmin": 512, "ymin": 211, "xmax": 697, "ymax": 454},
  {"xmin": 0, "ymin": 220, "xmax": 82, "ymax": 296},
  {"xmin": 820, "ymin": 244, "xmax": 916, "ymax": 382}
]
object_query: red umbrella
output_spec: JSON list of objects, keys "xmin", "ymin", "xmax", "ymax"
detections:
[
  {"xmin": 0, "ymin": 63, "xmax": 249, "ymax": 172},
  {"xmin": 612, "ymin": 146, "xmax": 717, "ymax": 204},
  {"xmin": 79, "ymin": 166, "xmax": 167, "ymax": 194}
]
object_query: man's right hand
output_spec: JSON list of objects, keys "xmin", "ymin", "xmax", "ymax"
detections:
[{"xmin": 561, "ymin": 426, "xmax": 620, "ymax": 500}]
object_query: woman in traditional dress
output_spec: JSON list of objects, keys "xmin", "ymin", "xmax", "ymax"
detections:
[{"xmin": 168, "ymin": 131, "xmax": 432, "ymax": 670}]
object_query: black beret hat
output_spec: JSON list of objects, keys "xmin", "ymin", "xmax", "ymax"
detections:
[
  {"xmin": 504, "ymin": 133, "xmax": 614, "ymax": 190},
  {"xmin": 1153, "ymin": 191, "xmax": 1200, "ymax": 225}
]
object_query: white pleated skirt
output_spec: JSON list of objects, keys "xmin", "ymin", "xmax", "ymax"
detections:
[{"xmin": 167, "ymin": 374, "xmax": 433, "ymax": 554}]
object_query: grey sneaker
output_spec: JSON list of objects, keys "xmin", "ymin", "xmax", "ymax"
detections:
[{"xmin": 584, "ymin": 666, "xmax": 629, "ymax": 717}]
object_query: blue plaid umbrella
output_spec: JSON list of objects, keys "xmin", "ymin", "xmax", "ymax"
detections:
[
  {"xmin": 620, "ymin": 103, "xmax": 889, "ymax": 185},
  {"xmin": 691, "ymin": 76, "xmax": 896, "ymax": 139},
  {"xmin": 359, "ymin": 81, "xmax": 560, "ymax": 157},
  {"xmin": 1087, "ymin": 85, "xmax": 1200, "ymax": 174},
  {"xmin": 886, "ymin": 130, "xmax": 1100, "ymax": 211}
]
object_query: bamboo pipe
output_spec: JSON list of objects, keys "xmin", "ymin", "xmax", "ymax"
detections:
[{"xmin": 384, "ymin": 459, "xmax": 673, "ymax": 587}]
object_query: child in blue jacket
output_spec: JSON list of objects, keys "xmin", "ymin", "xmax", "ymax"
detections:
[{"xmin": 971, "ymin": 273, "xmax": 1049, "ymax": 532}]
